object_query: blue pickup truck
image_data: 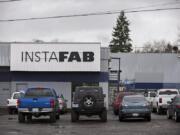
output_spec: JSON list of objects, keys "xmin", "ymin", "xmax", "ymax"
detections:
[{"xmin": 17, "ymin": 87, "xmax": 60, "ymax": 123}]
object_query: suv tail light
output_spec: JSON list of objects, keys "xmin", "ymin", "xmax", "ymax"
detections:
[
  {"xmin": 17, "ymin": 99, "xmax": 20, "ymax": 107},
  {"xmin": 159, "ymin": 98, "xmax": 162, "ymax": 103},
  {"xmin": 176, "ymin": 105, "xmax": 180, "ymax": 108},
  {"xmin": 50, "ymin": 99, "xmax": 55, "ymax": 108}
]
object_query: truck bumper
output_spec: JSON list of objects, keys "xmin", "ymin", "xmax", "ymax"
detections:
[{"xmin": 18, "ymin": 108, "xmax": 53, "ymax": 113}]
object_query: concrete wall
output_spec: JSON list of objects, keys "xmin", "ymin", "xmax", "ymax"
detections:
[
  {"xmin": 99, "ymin": 82, "xmax": 109, "ymax": 108},
  {"xmin": 0, "ymin": 82, "xmax": 11, "ymax": 107},
  {"xmin": 0, "ymin": 43, "xmax": 10, "ymax": 66}
]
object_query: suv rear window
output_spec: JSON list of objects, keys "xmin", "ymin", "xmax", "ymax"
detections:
[
  {"xmin": 123, "ymin": 96, "xmax": 146, "ymax": 103},
  {"xmin": 159, "ymin": 90, "xmax": 178, "ymax": 95},
  {"xmin": 25, "ymin": 88, "xmax": 54, "ymax": 97}
]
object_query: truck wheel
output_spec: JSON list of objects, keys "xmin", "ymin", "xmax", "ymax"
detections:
[
  {"xmin": 56, "ymin": 114, "xmax": 60, "ymax": 120},
  {"xmin": 175, "ymin": 112, "xmax": 180, "ymax": 122},
  {"xmin": 50, "ymin": 112, "xmax": 56, "ymax": 123},
  {"xmin": 100, "ymin": 109, "xmax": 107, "ymax": 122},
  {"xmin": 27, "ymin": 115, "xmax": 32, "ymax": 122},
  {"xmin": 18, "ymin": 113, "xmax": 25, "ymax": 123},
  {"xmin": 152, "ymin": 107, "xmax": 156, "ymax": 113},
  {"xmin": 157, "ymin": 107, "xmax": 162, "ymax": 115},
  {"xmin": 8, "ymin": 108, "xmax": 13, "ymax": 115},
  {"xmin": 167, "ymin": 110, "xmax": 172, "ymax": 119},
  {"xmin": 71, "ymin": 110, "xmax": 78, "ymax": 122}
]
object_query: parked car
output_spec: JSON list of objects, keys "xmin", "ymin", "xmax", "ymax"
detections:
[
  {"xmin": 112, "ymin": 91, "xmax": 135, "ymax": 115},
  {"xmin": 119, "ymin": 95, "xmax": 151, "ymax": 121},
  {"xmin": 58, "ymin": 95, "xmax": 67, "ymax": 114},
  {"xmin": 71, "ymin": 86, "xmax": 107, "ymax": 122},
  {"xmin": 152, "ymin": 89, "xmax": 179, "ymax": 114},
  {"xmin": 167, "ymin": 95, "xmax": 180, "ymax": 122},
  {"xmin": 7, "ymin": 91, "xmax": 25, "ymax": 114},
  {"xmin": 17, "ymin": 87, "xmax": 60, "ymax": 123},
  {"xmin": 144, "ymin": 91, "xmax": 156, "ymax": 106}
]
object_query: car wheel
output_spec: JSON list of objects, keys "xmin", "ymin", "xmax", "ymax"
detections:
[
  {"xmin": 167, "ymin": 110, "xmax": 172, "ymax": 119},
  {"xmin": 146, "ymin": 115, "xmax": 151, "ymax": 122},
  {"xmin": 113, "ymin": 109, "xmax": 119, "ymax": 116},
  {"xmin": 174, "ymin": 112, "xmax": 180, "ymax": 122},
  {"xmin": 71, "ymin": 110, "xmax": 79, "ymax": 122},
  {"xmin": 18, "ymin": 113, "xmax": 25, "ymax": 123},
  {"xmin": 100, "ymin": 109, "xmax": 107, "ymax": 122},
  {"xmin": 49, "ymin": 112, "xmax": 56, "ymax": 123},
  {"xmin": 27, "ymin": 114, "xmax": 32, "ymax": 122},
  {"xmin": 118, "ymin": 114, "xmax": 124, "ymax": 122}
]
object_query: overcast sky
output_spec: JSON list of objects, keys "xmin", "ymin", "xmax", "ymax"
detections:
[{"xmin": 0, "ymin": 0, "xmax": 180, "ymax": 48}]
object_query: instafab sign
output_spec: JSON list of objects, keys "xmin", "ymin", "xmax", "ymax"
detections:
[{"xmin": 10, "ymin": 43, "xmax": 100, "ymax": 72}]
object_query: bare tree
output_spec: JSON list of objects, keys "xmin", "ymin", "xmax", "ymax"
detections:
[{"xmin": 141, "ymin": 40, "xmax": 173, "ymax": 53}]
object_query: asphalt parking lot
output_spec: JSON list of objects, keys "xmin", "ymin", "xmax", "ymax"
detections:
[{"xmin": 0, "ymin": 111, "xmax": 180, "ymax": 135}]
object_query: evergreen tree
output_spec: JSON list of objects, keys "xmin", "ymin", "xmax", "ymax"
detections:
[{"xmin": 110, "ymin": 11, "xmax": 132, "ymax": 53}]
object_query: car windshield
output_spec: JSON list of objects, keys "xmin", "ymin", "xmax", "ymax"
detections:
[
  {"xmin": 159, "ymin": 90, "xmax": 178, "ymax": 95},
  {"xmin": 24, "ymin": 88, "xmax": 54, "ymax": 97},
  {"xmin": 13, "ymin": 93, "xmax": 24, "ymax": 99},
  {"xmin": 123, "ymin": 96, "xmax": 146, "ymax": 103}
]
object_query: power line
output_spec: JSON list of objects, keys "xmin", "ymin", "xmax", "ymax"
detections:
[
  {"xmin": 0, "ymin": 7, "xmax": 180, "ymax": 22},
  {"xmin": 123, "ymin": 0, "xmax": 180, "ymax": 11},
  {"xmin": 0, "ymin": 0, "xmax": 22, "ymax": 3}
]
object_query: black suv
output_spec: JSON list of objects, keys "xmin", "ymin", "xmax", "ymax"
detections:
[{"xmin": 71, "ymin": 86, "xmax": 107, "ymax": 122}]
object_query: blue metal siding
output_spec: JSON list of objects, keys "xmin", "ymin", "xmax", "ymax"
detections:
[
  {"xmin": 0, "ymin": 72, "xmax": 11, "ymax": 82},
  {"xmin": 9, "ymin": 72, "xmax": 109, "ymax": 82},
  {"xmin": 135, "ymin": 83, "xmax": 180, "ymax": 89}
]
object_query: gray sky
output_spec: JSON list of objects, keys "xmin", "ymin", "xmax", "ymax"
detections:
[{"xmin": 0, "ymin": 0, "xmax": 180, "ymax": 48}]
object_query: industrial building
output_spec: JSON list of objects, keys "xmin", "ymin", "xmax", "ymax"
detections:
[
  {"xmin": 1, "ymin": 42, "xmax": 180, "ymax": 108},
  {"xmin": 0, "ymin": 42, "xmax": 109, "ymax": 108},
  {"xmin": 110, "ymin": 53, "xmax": 180, "ymax": 90}
]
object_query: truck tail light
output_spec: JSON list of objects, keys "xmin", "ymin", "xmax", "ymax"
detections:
[
  {"xmin": 159, "ymin": 98, "xmax": 162, "ymax": 103},
  {"xmin": 17, "ymin": 99, "xmax": 20, "ymax": 107},
  {"xmin": 50, "ymin": 99, "xmax": 55, "ymax": 108},
  {"xmin": 176, "ymin": 105, "xmax": 180, "ymax": 108}
]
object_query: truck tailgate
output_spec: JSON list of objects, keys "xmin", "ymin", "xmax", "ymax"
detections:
[
  {"xmin": 160, "ymin": 95, "xmax": 177, "ymax": 104},
  {"xmin": 19, "ymin": 97, "xmax": 53, "ymax": 108}
]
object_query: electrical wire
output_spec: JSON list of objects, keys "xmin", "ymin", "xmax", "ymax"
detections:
[
  {"xmin": 0, "ymin": 7, "xmax": 180, "ymax": 22},
  {"xmin": 0, "ymin": 0, "xmax": 22, "ymax": 3},
  {"xmin": 123, "ymin": 0, "xmax": 180, "ymax": 11}
]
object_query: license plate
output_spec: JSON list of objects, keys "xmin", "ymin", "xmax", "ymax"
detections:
[
  {"xmin": 32, "ymin": 108, "xmax": 39, "ymax": 112},
  {"xmin": 132, "ymin": 113, "xmax": 139, "ymax": 117}
]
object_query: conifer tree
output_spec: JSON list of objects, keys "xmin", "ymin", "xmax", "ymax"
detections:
[{"xmin": 110, "ymin": 11, "xmax": 132, "ymax": 53}]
